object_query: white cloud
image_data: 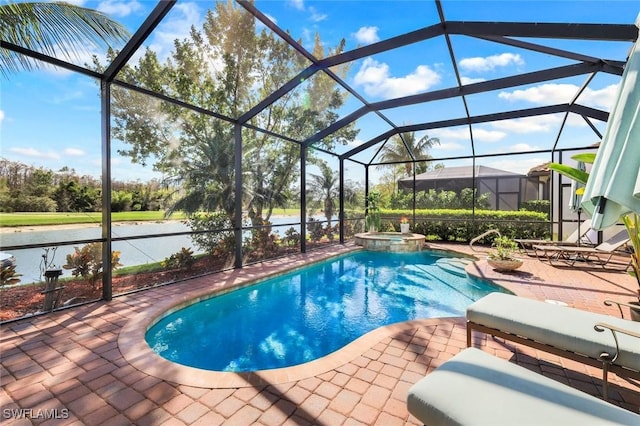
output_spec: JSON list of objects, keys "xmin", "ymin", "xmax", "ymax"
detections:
[
  {"xmin": 97, "ymin": 0, "xmax": 143, "ymax": 17},
  {"xmin": 490, "ymin": 115, "xmax": 561, "ymax": 133},
  {"xmin": 0, "ymin": 110, "xmax": 4, "ymax": 122},
  {"xmin": 353, "ymin": 27, "xmax": 380, "ymax": 44},
  {"xmin": 433, "ymin": 141, "xmax": 465, "ymax": 151},
  {"xmin": 147, "ymin": 2, "xmax": 203, "ymax": 62},
  {"xmin": 511, "ymin": 142, "xmax": 541, "ymax": 152},
  {"xmin": 433, "ymin": 127, "xmax": 506, "ymax": 143},
  {"xmin": 459, "ymin": 53, "xmax": 524, "ymax": 73},
  {"xmin": 485, "ymin": 156, "xmax": 548, "ymax": 175},
  {"xmin": 64, "ymin": 148, "xmax": 86, "ymax": 157},
  {"xmin": 472, "ymin": 128, "xmax": 508, "ymax": 142},
  {"xmin": 460, "ymin": 76, "xmax": 485, "ymax": 85},
  {"xmin": 498, "ymin": 83, "xmax": 618, "ymax": 110},
  {"xmin": 308, "ymin": 6, "xmax": 327, "ymax": 22},
  {"xmin": 353, "ymin": 58, "xmax": 441, "ymax": 99},
  {"xmin": 52, "ymin": 90, "xmax": 85, "ymax": 105},
  {"xmin": 10, "ymin": 147, "xmax": 61, "ymax": 160},
  {"xmin": 289, "ymin": 0, "xmax": 305, "ymax": 11}
]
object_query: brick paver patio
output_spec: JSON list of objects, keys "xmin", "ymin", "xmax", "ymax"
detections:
[{"xmin": 2, "ymin": 242, "xmax": 639, "ymax": 425}]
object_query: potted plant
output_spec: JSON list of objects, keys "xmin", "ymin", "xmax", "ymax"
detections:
[
  {"xmin": 622, "ymin": 212, "xmax": 640, "ymax": 321},
  {"xmin": 400, "ymin": 217, "xmax": 410, "ymax": 234},
  {"xmin": 365, "ymin": 191, "xmax": 382, "ymax": 233},
  {"xmin": 487, "ymin": 236, "xmax": 523, "ymax": 271}
]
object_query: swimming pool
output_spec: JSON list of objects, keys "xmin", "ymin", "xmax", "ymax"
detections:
[{"xmin": 146, "ymin": 250, "xmax": 506, "ymax": 372}]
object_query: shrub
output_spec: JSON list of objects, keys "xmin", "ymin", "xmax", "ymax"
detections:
[
  {"xmin": 380, "ymin": 209, "xmax": 549, "ymax": 242},
  {"xmin": 2, "ymin": 195, "xmax": 57, "ymax": 212},
  {"xmin": 162, "ymin": 247, "xmax": 195, "ymax": 270},
  {"xmin": 187, "ymin": 212, "xmax": 235, "ymax": 255},
  {"xmin": 283, "ymin": 227, "xmax": 300, "ymax": 247},
  {"xmin": 307, "ymin": 218, "xmax": 325, "ymax": 242},
  {"xmin": 63, "ymin": 242, "xmax": 122, "ymax": 289},
  {"xmin": 521, "ymin": 199, "xmax": 551, "ymax": 217},
  {"xmin": 1, "ymin": 265, "xmax": 22, "ymax": 286}
]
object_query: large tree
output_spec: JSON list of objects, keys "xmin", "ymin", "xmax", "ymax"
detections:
[
  {"xmin": 0, "ymin": 1, "xmax": 129, "ymax": 75},
  {"xmin": 100, "ymin": 1, "xmax": 358, "ymax": 226}
]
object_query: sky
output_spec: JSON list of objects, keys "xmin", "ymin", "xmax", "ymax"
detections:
[{"xmin": 1, "ymin": 0, "xmax": 639, "ymax": 185}]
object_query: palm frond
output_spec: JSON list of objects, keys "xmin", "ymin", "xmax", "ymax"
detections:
[
  {"xmin": 571, "ymin": 153, "xmax": 596, "ymax": 164},
  {"xmin": 0, "ymin": 1, "xmax": 130, "ymax": 75},
  {"xmin": 548, "ymin": 163, "xmax": 590, "ymax": 185}
]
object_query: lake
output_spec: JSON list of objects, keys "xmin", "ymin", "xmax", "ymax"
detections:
[{"xmin": 0, "ymin": 217, "xmax": 307, "ymax": 284}]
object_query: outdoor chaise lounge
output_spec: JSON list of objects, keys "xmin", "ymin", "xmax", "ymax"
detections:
[
  {"xmin": 532, "ymin": 228, "xmax": 630, "ymax": 267},
  {"xmin": 407, "ymin": 348, "xmax": 640, "ymax": 425},
  {"xmin": 465, "ymin": 293, "xmax": 640, "ymax": 401},
  {"xmin": 515, "ymin": 218, "xmax": 593, "ymax": 255}
]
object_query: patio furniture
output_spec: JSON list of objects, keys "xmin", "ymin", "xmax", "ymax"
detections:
[
  {"xmin": 466, "ymin": 293, "xmax": 640, "ymax": 401},
  {"xmin": 532, "ymin": 228, "xmax": 630, "ymax": 267},
  {"xmin": 514, "ymin": 218, "xmax": 593, "ymax": 255},
  {"xmin": 407, "ymin": 347, "xmax": 640, "ymax": 425}
]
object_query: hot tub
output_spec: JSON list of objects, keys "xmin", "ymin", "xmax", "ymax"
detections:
[{"xmin": 353, "ymin": 232, "xmax": 426, "ymax": 252}]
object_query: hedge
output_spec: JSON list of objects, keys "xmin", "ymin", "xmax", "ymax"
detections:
[{"xmin": 377, "ymin": 209, "xmax": 550, "ymax": 243}]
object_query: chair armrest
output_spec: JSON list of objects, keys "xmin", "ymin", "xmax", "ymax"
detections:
[
  {"xmin": 603, "ymin": 299, "xmax": 639, "ymax": 319},
  {"xmin": 594, "ymin": 322, "xmax": 640, "ymax": 339},
  {"xmin": 594, "ymin": 321, "xmax": 640, "ymax": 364}
]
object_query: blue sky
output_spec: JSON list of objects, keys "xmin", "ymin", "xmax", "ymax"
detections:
[{"xmin": 1, "ymin": 0, "xmax": 638, "ymax": 184}]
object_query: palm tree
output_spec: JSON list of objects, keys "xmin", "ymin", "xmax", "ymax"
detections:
[
  {"xmin": 0, "ymin": 1, "xmax": 129, "ymax": 75},
  {"xmin": 307, "ymin": 162, "xmax": 339, "ymax": 227},
  {"xmin": 379, "ymin": 130, "xmax": 440, "ymax": 176}
]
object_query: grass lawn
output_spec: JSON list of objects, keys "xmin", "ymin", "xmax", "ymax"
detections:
[
  {"xmin": 0, "ymin": 209, "xmax": 300, "ymax": 227},
  {"xmin": 0, "ymin": 211, "xmax": 185, "ymax": 227}
]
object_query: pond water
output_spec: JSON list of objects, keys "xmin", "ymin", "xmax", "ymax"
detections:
[{"xmin": 1, "ymin": 217, "xmax": 305, "ymax": 284}]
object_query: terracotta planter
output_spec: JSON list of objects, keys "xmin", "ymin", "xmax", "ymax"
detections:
[{"xmin": 487, "ymin": 258, "xmax": 523, "ymax": 272}]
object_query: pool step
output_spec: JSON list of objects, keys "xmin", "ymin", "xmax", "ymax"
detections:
[{"xmin": 435, "ymin": 258, "xmax": 473, "ymax": 277}]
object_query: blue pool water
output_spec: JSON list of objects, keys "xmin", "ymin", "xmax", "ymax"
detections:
[{"xmin": 146, "ymin": 250, "xmax": 506, "ymax": 372}]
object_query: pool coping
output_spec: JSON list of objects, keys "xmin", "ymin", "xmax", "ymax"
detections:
[{"xmin": 118, "ymin": 244, "xmax": 531, "ymax": 388}]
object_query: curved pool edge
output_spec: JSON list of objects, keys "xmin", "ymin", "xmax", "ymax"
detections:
[
  {"xmin": 120, "ymin": 309, "xmax": 449, "ymax": 388},
  {"xmin": 118, "ymin": 245, "xmax": 530, "ymax": 388}
]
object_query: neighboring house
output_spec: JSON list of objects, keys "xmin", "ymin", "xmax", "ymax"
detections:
[
  {"xmin": 527, "ymin": 161, "xmax": 551, "ymax": 201},
  {"xmin": 398, "ymin": 165, "xmax": 547, "ymax": 211}
]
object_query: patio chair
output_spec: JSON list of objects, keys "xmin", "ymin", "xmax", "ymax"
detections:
[
  {"xmin": 465, "ymin": 293, "xmax": 640, "ymax": 401},
  {"xmin": 407, "ymin": 348, "xmax": 640, "ymax": 425},
  {"xmin": 532, "ymin": 228, "xmax": 630, "ymax": 267},
  {"xmin": 515, "ymin": 218, "xmax": 593, "ymax": 255}
]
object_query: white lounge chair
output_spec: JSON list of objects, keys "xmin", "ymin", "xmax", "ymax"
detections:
[
  {"xmin": 407, "ymin": 348, "xmax": 640, "ymax": 425},
  {"xmin": 533, "ymin": 228, "xmax": 630, "ymax": 267},
  {"xmin": 515, "ymin": 218, "xmax": 593, "ymax": 255}
]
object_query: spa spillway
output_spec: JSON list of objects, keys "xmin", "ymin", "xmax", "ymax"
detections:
[{"xmin": 354, "ymin": 232, "xmax": 426, "ymax": 252}]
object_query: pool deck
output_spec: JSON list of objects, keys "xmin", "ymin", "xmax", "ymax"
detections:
[{"xmin": 2, "ymin": 242, "xmax": 639, "ymax": 425}]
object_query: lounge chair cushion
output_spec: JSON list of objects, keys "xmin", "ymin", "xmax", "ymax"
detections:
[
  {"xmin": 407, "ymin": 348, "xmax": 639, "ymax": 426},
  {"xmin": 466, "ymin": 293, "xmax": 640, "ymax": 372}
]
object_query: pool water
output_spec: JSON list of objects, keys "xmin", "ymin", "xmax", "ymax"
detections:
[{"xmin": 146, "ymin": 251, "xmax": 506, "ymax": 372}]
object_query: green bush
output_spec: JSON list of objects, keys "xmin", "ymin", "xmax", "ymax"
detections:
[
  {"xmin": 283, "ymin": 227, "xmax": 301, "ymax": 247},
  {"xmin": 162, "ymin": 247, "xmax": 195, "ymax": 270},
  {"xmin": 1, "ymin": 195, "xmax": 57, "ymax": 212},
  {"xmin": 63, "ymin": 242, "xmax": 122, "ymax": 288},
  {"xmin": 307, "ymin": 218, "xmax": 325, "ymax": 242},
  {"xmin": 521, "ymin": 199, "xmax": 550, "ymax": 217},
  {"xmin": 187, "ymin": 212, "xmax": 235, "ymax": 255},
  {"xmin": 379, "ymin": 209, "xmax": 549, "ymax": 242}
]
